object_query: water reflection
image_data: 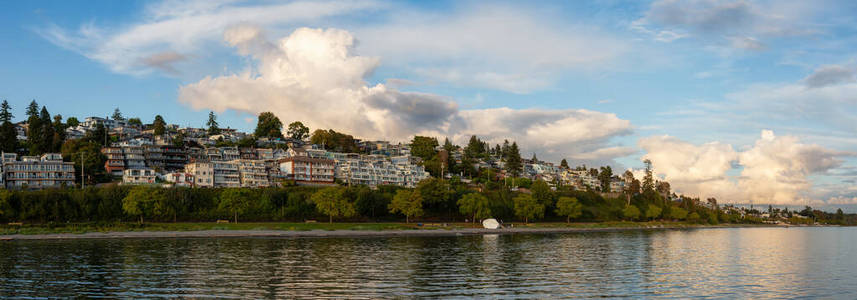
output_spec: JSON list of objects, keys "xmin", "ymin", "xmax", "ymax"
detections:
[{"xmin": 1, "ymin": 227, "xmax": 855, "ymax": 298}]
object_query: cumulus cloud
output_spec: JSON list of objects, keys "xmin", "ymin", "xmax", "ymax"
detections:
[
  {"xmin": 640, "ymin": 135, "xmax": 740, "ymax": 200},
  {"xmin": 639, "ymin": 131, "xmax": 851, "ymax": 205},
  {"xmin": 803, "ymin": 65, "xmax": 855, "ymax": 88},
  {"xmin": 179, "ymin": 26, "xmax": 633, "ymax": 162}
]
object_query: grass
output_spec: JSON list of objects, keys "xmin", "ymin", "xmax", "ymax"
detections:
[{"xmin": 0, "ymin": 220, "xmax": 765, "ymax": 236}]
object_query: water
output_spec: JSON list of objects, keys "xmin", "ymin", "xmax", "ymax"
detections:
[{"xmin": 1, "ymin": 227, "xmax": 855, "ymax": 298}]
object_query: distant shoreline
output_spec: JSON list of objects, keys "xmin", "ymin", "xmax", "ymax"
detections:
[{"xmin": 0, "ymin": 223, "xmax": 797, "ymax": 241}]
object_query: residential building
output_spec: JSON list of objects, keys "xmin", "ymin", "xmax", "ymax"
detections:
[
  {"xmin": 185, "ymin": 162, "xmax": 214, "ymax": 187},
  {"xmin": 164, "ymin": 172, "xmax": 194, "ymax": 187},
  {"xmin": 278, "ymin": 156, "xmax": 336, "ymax": 185},
  {"xmin": 234, "ymin": 159, "xmax": 269, "ymax": 187},
  {"xmin": 2, "ymin": 153, "xmax": 75, "ymax": 189},
  {"xmin": 122, "ymin": 168, "xmax": 157, "ymax": 185},
  {"xmin": 212, "ymin": 161, "xmax": 240, "ymax": 187}
]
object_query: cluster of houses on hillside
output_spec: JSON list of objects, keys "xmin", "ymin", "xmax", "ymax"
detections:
[{"xmin": 3, "ymin": 114, "xmax": 627, "ymax": 192}]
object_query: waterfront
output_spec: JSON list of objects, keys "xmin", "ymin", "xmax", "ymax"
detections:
[{"xmin": 1, "ymin": 227, "xmax": 855, "ymax": 298}]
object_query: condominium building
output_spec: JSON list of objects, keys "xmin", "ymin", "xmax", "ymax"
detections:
[
  {"xmin": 278, "ymin": 156, "xmax": 336, "ymax": 185},
  {"xmin": 212, "ymin": 161, "xmax": 240, "ymax": 187},
  {"xmin": 185, "ymin": 162, "xmax": 214, "ymax": 187},
  {"xmin": 2, "ymin": 153, "xmax": 75, "ymax": 189},
  {"xmin": 164, "ymin": 172, "xmax": 194, "ymax": 187},
  {"xmin": 234, "ymin": 159, "xmax": 269, "ymax": 187},
  {"xmin": 122, "ymin": 168, "xmax": 157, "ymax": 185}
]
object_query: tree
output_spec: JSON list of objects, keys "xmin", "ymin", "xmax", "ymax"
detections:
[
  {"xmin": 310, "ymin": 187, "xmax": 356, "ymax": 223},
  {"xmin": 410, "ymin": 136, "xmax": 439, "ymax": 162},
  {"xmin": 505, "ymin": 142, "xmax": 523, "ymax": 178},
  {"xmin": 26, "ymin": 105, "xmax": 43, "ymax": 155},
  {"xmin": 51, "ymin": 114, "xmax": 66, "ymax": 152},
  {"xmin": 642, "ymin": 159, "xmax": 655, "ymax": 193},
  {"xmin": 111, "ymin": 108, "xmax": 124, "ymax": 121},
  {"xmin": 458, "ymin": 193, "xmax": 492, "ymax": 222},
  {"xmin": 36, "ymin": 106, "xmax": 55, "ymax": 154},
  {"xmin": 416, "ymin": 177, "xmax": 451, "ymax": 211},
  {"xmin": 206, "ymin": 111, "xmax": 220, "ymax": 135},
  {"xmin": 123, "ymin": 186, "xmax": 158, "ymax": 224},
  {"xmin": 513, "ymin": 194, "xmax": 544, "ymax": 224},
  {"xmin": 0, "ymin": 100, "xmax": 16, "ymax": 153},
  {"xmin": 66, "ymin": 117, "xmax": 80, "ymax": 127},
  {"xmin": 531, "ymin": 153, "xmax": 538, "ymax": 162},
  {"xmin": 531, "ymin": 180, "xmax": 554, "ymax": 208},
  {"xmin": 62, "ymin": 139, "xmax": 107, "ymax": 185},
  {"xmin": 464, "ymin": 135, "xmax": 486, "ymax": 160},
  {"xmin": 309, "ymin": 129, "xmax": 359, "ymax": 152},
  {"xmin": 85, "ymin": 123, "xmax": 107, "ymax": 146},
  {"xmin": 286, "ymin": 121, "xmax": 309, "ymax": 140},
  {"xmin": 560, "ymin": 159, "xmax": 569, "ymax": 169},
  {"xmin": 219, "ymin": 188, "xmax": 251, "ymax": 223},
  {"xmin": 153, "ymin": 115, "xmax": 166, "ymax": 136},
  {"xmin": 127, "ymin": 117, "xmax": 142, "ymax": 127},
  {"xmin": 669, "ymin": 207, "xmax": 688, "ymax": 220},
  {"xmin": 0, "ymin": 100, "xmax": 12, "ymax": 123},
  {"xmin": 555, "ymin": 196, "xmax": 582, "ymax": 223},
  {"xmin": 687, "ymin": 212, "xmax": 701, "ymax": 223},
  {"xmin": 254, "ymin": 111, "xmax": 284, "ymax": 139},
  {"xmin": 645, "ymin": 204, "xmax": 662, "ymax": 221},
  {"xmin": 598, "ymin": 166, "xmax": 613, "ymax": 192},
  {"xmin": 623, "ymin": 205, "xmax": 641, "ymax": 220},
  {"xmin": 389, "ymin": 189, "xmax": 424, "ymax": 223},
  {"xmin": 25, "ymin": 100, "xmax": 39, "ymax": 119}
]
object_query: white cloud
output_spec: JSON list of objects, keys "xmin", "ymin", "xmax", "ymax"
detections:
[
  {"xmin": 38, "ymin": 0, "xmax": 383, "ymax": 75},
  {"xmin": 639, "ymin": 130, "xmax": 852, "ymax": 205},
  {"xmin": 802, "ymin": 65, "xmax": 856, "ymax": 88},
  {"xmin": 178, "ymin": 26, "xmax": 632, "ymax": 162}
]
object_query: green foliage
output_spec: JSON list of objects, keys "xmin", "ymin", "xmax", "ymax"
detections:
[
  {"xmin": 513, "ymin": 193, "xmax": 544, "ymax": 223},
  {"xmin": 410, "ymin": 136, "xmax": 439, "ymax": 162},
  {"xmin": 687, "ymin": 212, "xmax": 701, "ymax": 223},
  {"xmin": 555, "ymin": 196, "xmax": 582, "ymax": 223},
  {"xmin": 669, "ymin": 206, "xmax": 688, "ymax": 220},
  {"xmin": 122, "ymin": 186, "xmax": 163, "ymax": 223},
  {"xmin": 645, "ymin": 204, "xmax": 662, "ymax": 220},
  {"xmin": 153, "ymin": 115, "xmax": 166, "ymax": 136},
  {"xmin": 287, "ymin": 121, "xmax": 309, "ymax": 140},
  {"xmin": 560, "ymin": 158, "xmax": 569, "ymax": 169},
  {"xmin": 505, "ymin": 142, "xmax": 523, "ymax": 177},
  {"xmin": 206, "ymin": 111, "xmax": 220, "ymax": 135},
  {"xmin": 388, "ymin": 189, "xmax": 424, "ymax": 223},
  {"xmin": 530, "ymin": 180, "xmax": 554, "ymax": 208},
  {"xmin": 623, "ymin": 205, "xmax": 641, "ymax": 220},
  {"xmin": 310, "ymin": 187, "xmax": 356, "ymax": 223},
  {"xmin": 66, "ymin": 117, "xmax": 80, "ymax": 127},
  {"xmin": 219, "ymin": 188, "xmax": 252, "ymax": 223},
  {"xmin": 0, "ymin": 120, "xmax": 16, "ymax": 153},
  {"xmin": 0, "ymin": 100, "xmax": 12, "ymax": 123},
  {"xmin": 127, "ymin": 117, "xmax": 142, "ymax": 127},
  {"xmin": 61, "ymin": 139, "xmax": 108, "ymax": 185},
  {"xmin": 457, "ymin": 193, "xmax": 492, "ymax": 222},
  {"xmin": 111, "ymin": 108, "xmax": 124, "ymax": 121},
  {"xmin": 254, "ymin": 111, "xmax": 284, "ymax": 139},
  {"xmin": 598, "ymin": 166, "xmax": 613, "ymax": 192},
  {"xmin": 309, "ymin": 129, "xmax": 359, "ymax": 152}
]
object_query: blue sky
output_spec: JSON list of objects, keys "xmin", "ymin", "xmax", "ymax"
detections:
[{"xmin": 1, "ymin": 0, "xmax": 856, "ymax": 206}]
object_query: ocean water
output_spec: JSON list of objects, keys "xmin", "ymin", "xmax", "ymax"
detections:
[{"xmin": 1, "ymin": 227, "xmax": 855, "ymax": 298}]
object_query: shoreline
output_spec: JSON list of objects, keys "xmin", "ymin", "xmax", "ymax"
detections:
[{"xmin": 0, "ymin": 224, "xmax": 792, "ymax": 241}]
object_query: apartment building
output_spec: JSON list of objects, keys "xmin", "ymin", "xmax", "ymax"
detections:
[
  {"xmin": 212, "ymin": 161, "xmax": 240, "ymax": 187},
  {"xmin": 234, "ymin": 159, "xmax": 270, "ymax": 187},
  {"xmin": 164, "ymin": 172, "xmax": 194, "ymax": 187},
  {"xmin": 122, "ymin": 168, "xmax": 157, "ymax": 185},
  {"xmin": 2, "ymin": 153, "xmax": 75, "ymax": 189},
  {"xmin": 278, "ymin": 156, "xmax": 335, "ymax": 185},
  {"xmin": 185, "ymin": 162, "xmax": 214, "ymax": 187}
]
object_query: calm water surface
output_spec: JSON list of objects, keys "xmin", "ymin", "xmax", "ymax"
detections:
[{"xmin": 1, "ymin": 227, "xmax": 855, "ymax": 298}]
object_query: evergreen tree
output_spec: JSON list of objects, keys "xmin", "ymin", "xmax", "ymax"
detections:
[
  {"xmin": 0, "ymin": 100, "xmax": 12, "ymax": 123},
  {"xmin": 0, "ymin": 100, "xmax": 16, "ymax": 153},
  {"xmin": 111, "ymin": 108, "xmax": 124, "ymax": 121},
  {"xmin": 505, "ymin": 142, "xmax": 523, "ymax": 177},
  {"xmin": 38, "ymin": 106, "xmax": 55, "ymax": 154},
  {"xmin": 560, "ymin": 158, "xmax": 569, "ymax": 169},
  {"xmin": 52, "ymin": 114, "xmax": 66, "ymax": 152},
  {"xmin": 25, "ymin": 100, "xmax": 39, "ymax": 119},
  {"xmin": 26, "ymin": 106, "xmax": 43, "ymax": 155},
  {"xmin": 153, "ymin": 115, "xmax": 166, "ymax": 136},
  {"xmin": 501, "ymin": 140, "xmax": 510, "ymax": 159},
  {"xmin": 206, "ymin": 111, "xmax": 220, "ymax": 135},
  {"xmin": 643, "ymin": 159, "xmax": 655, "ymax": 193},
  {"xmin": 531, "ymin": 153, "xmax": 538, "ymax": 162}
]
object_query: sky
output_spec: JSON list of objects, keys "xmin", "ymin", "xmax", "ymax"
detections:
[{"xmin": 1, "ymin": 0, "xmax": 856, "ymax": 207}]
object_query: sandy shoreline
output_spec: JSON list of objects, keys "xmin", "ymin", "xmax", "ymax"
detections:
[{"xmin": 0, "ymin": 224, "xmax": 787, "ymax": 241}]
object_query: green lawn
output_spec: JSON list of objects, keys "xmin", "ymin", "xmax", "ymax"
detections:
[{"xmin": 0, "ymin": 220, "xmax": 761, "ymax": 235}]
